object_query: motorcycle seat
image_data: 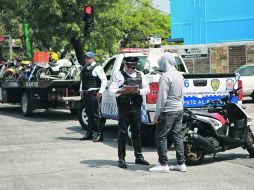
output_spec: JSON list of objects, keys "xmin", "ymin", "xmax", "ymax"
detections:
[
  {"xmin": 195, "ymin": 112, "xmax": 226, "ymax": 125},
  {"xmin": 48, "ymin": 62, "xmax": 58, "ymax": 67}
]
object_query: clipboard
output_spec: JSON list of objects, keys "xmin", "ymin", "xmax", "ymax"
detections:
[{"xmin": 116, "ymin": 85, "xmax": 139, "ymax": 94}]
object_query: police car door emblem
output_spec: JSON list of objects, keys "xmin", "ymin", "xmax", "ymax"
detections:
[{"xmin": 211, "ymin": 79, "xmax": 220, "ymax": 91}]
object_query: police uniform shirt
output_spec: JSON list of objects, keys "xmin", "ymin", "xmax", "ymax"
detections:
[
  {"xmin": 109, "ymin": 68, "xmax": 150, "ymax": 97},
  {"xmin": 79, "ymin": 61, "xmax": 107, "ymax": 94}
]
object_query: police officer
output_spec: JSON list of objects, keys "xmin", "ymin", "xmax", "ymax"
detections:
[
  {"xmin": 79, "ymin": 51, "xmax": 107, "ymax": 142},
  {"xmin": 109, "ymin": 57, "xmax": 150, "ymax": 168}
]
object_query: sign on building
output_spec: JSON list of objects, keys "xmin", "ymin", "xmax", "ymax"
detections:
[{"xmin": 179, "ymin": 47, "xmax": 208, "ymax": 58}]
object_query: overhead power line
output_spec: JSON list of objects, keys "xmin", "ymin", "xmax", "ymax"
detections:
[{"xmin": 135, "ymin": 0, "xmax": 170, "ymax": 15}]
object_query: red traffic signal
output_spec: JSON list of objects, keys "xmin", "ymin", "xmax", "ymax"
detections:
[
  {"xmin": 83, "ymin": 5, "xmax": 94, "ymax": 34},
  {"xmin": 84, "ymin": 6, "xmax": 93, "ymax": 15}
]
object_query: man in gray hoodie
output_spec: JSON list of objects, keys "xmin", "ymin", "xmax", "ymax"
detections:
[{"xmin": 149, "ymin": 52, "xmax": 186, "ymax": 173}]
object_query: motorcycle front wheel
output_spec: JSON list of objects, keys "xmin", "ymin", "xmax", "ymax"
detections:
[
  {"xmin": 245, "ymin": 129, "xmax": 254, "ymax": 158},
  {"xmin": 184, "ymin": 142, "xmax": 205, "ymax": 165},
  {"xmin": 71, "ymin": 68, "xmax": 80, "ymax": 80},
  {"xmin": 58, "ymin": 67, "xmax": 70, "ymax": 79}
]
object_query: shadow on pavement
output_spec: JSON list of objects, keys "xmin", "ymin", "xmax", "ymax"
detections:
[
  {"xmin": 184, "ymin": 152, "xmax": 251, "ymax": 167},
  {"xmin": 80, "ymin": 159, "xmax": 151, "ymax": 171},
  {"xmin": 0, "ymin": 105, "xmax": 78, "ymax": 122}
]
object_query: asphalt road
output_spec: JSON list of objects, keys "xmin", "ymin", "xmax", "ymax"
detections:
[{"xmin": 0, "ymin": 101, "xmax": 254, "ymax": 190}]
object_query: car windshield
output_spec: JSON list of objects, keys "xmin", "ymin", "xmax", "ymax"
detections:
[
  {"xmin": 235, "ymin": 66, "xmax": 254, "ymax": 76},
  {"xmin": 121, "ymin": 54, "xmax": 187, "ymax": 73},
  {"xmin": 136, "ymin": 56, "xmax": 147, "ymax": 72}
]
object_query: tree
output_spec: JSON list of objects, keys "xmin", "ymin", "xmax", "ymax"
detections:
[{"xmin": 0, "ymin": 0, "xmax": 170, "ymax": 62}]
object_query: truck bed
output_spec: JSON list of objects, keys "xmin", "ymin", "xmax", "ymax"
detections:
[{"xmin": 0, "ymin": 80, "xmax": 80, "ymax": 89}]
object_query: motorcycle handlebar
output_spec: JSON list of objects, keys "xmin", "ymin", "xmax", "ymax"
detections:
[{"xmin": 205, "ymin": 87, "xmax": 242, "ymax": 107}]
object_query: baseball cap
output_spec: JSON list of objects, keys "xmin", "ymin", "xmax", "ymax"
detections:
[{"xmin": 85, "ymin": 51, "xmax": 95, "ymax": 58}]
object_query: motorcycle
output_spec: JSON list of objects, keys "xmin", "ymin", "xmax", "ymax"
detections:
[
  {"xmin": 183, "ymin": 76, "xmax": 254, "ymax": 165},
  {"xmin": 35, "ymin": 54, "xmax": 80, "ymax": 80},
  {"xmin": 0, "ymin": 60, "xmax": 8, "ymax": 79},
  {"xmin": 2, "ymin": 54, "xmax": 31, "ymax": 81}
]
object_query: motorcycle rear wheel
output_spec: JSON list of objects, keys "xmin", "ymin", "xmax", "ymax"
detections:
[
  {"xmin": 245, "ymin": 129, "xmax": 254, "ymax": 158},
  {"xmin": 184, "ymin": 142, "xmax": 205, "ymax": 165}
]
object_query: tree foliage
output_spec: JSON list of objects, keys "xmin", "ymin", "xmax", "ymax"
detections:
[{"xmin": 0, "ymin": 0, "xmax": 170, "ymax": 61}]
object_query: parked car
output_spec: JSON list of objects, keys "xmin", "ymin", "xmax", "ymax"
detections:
[{"xmin": 235, "ymin": 64, "xmax": 254, "ymax": 101}]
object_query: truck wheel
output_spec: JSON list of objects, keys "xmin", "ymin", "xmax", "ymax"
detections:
[
  {"xmin": 245, "ymin": 129, "xmax": 254, "ymax": 158},
  {"xmin": 78, "ymin": 100, "xmax": 88, "ymax": 130},
  {"xmin": 21, "ymin": 92, "xmax": 33, "ymax": 117},
  {"xmin": 184, "ymin": 142, "xmax": 205, "ymax": 165}
]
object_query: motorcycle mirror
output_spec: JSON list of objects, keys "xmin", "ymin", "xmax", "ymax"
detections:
[{"xmin": 235, "ymin": 73, "xmax": 240, "ymax": 81}]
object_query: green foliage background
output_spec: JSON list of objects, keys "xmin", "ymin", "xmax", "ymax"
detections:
[{"xmin": 0, "ymin": 0, "xmax": 170, "ymax": 62}]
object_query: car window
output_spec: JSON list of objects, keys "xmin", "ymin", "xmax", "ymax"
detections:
[
  {"xmin": 175, "ymin": 56, "xmax": 186, "ymax": 72},
  {"xmin": 235, "ymin": 66, "xmax": 254, "ymax": 76},
  {"xmin": 104, "ymin": 58, "xmax": 116, "ymax": 79}
]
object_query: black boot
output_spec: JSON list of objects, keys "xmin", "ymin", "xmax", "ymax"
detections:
[
  {"xmin": 93, "ymin": 118, "xmax": 103, "ymax": 142},
  {"xmin": 117, "ymin": 132, "xmax": 127, "ymax": 168},
  {"xmin": 117, "ymin": 159, "xmax": 127, "ymax": 168},
  {"xmin": 80, "ymin": 119, "xmax": 94, "ymax": 141},
  {"xmin": 93, "ymin": 133, "xmax": 103, "ymax": 142},
  {"xmin": 132, "ymin": 136, "xmax": 149, "ymax": 165},
  {"xmin": 80, "ymin": 133, "xmax": 93, "ymax": 141},
  {"xmin": 135, "ymin": 152, "xmax": 149, "ymax": 165}
]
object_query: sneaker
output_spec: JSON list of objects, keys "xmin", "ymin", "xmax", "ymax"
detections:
[
  {"xmin": 170, "ymin": 164, "xmax": 187, "ymax": 172},
  {"xmin": 149, "ymin": 162, "xmax": 169, "ymax": 173}
]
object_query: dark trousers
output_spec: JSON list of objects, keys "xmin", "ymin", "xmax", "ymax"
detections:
[
  {"xmin": 82, "ymin": 92, "xmax": 101, "ymax": 135},
  {"xmin": 117, "ymin": 104, "xmax": 142, "ymax": 159},
  {"xmin": 155, "ymin": 110, "xmax": 185, "ymax": 165}
]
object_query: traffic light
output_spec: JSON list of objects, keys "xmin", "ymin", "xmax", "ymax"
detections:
[{"xmin": 84, "ymin": 5, "xmax": 94, "ymax": 34}]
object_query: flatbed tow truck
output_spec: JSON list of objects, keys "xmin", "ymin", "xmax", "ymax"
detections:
[{"xmin": 0, "ymin": 79, "xmax": 80, "ymax": 116}]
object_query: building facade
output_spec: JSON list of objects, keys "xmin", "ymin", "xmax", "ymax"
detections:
[{"xmin": 170, "ymin": 0, "xmax": 254, "ymax": 45}]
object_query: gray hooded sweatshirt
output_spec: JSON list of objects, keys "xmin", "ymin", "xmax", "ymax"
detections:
[{"xmin": 155, "ymin": 52, "xmax": 184, "ymax": 117}]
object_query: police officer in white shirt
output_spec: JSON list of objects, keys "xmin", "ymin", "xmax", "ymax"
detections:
[
  {"xmin": 109, "ymin": 57, "xmax": 150, "ymax": 168},
  {"xmin": 79, "ymin": 51, "xmax": 107, "ymax": 142}
]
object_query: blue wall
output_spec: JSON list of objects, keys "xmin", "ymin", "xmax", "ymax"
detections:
[{"xmin": 171, "ymin": 0, "xmax": 254, "ymax": 44}]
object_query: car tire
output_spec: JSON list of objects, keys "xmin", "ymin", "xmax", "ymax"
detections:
[{"xmin": 78, "ymin": 100, "xmax": 88, "ymax": 130}]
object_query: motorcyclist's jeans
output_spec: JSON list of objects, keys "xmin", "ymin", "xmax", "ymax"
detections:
[{"xmin": 155, "ymin": 110, "xmax": 185, "ymax": 165}]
